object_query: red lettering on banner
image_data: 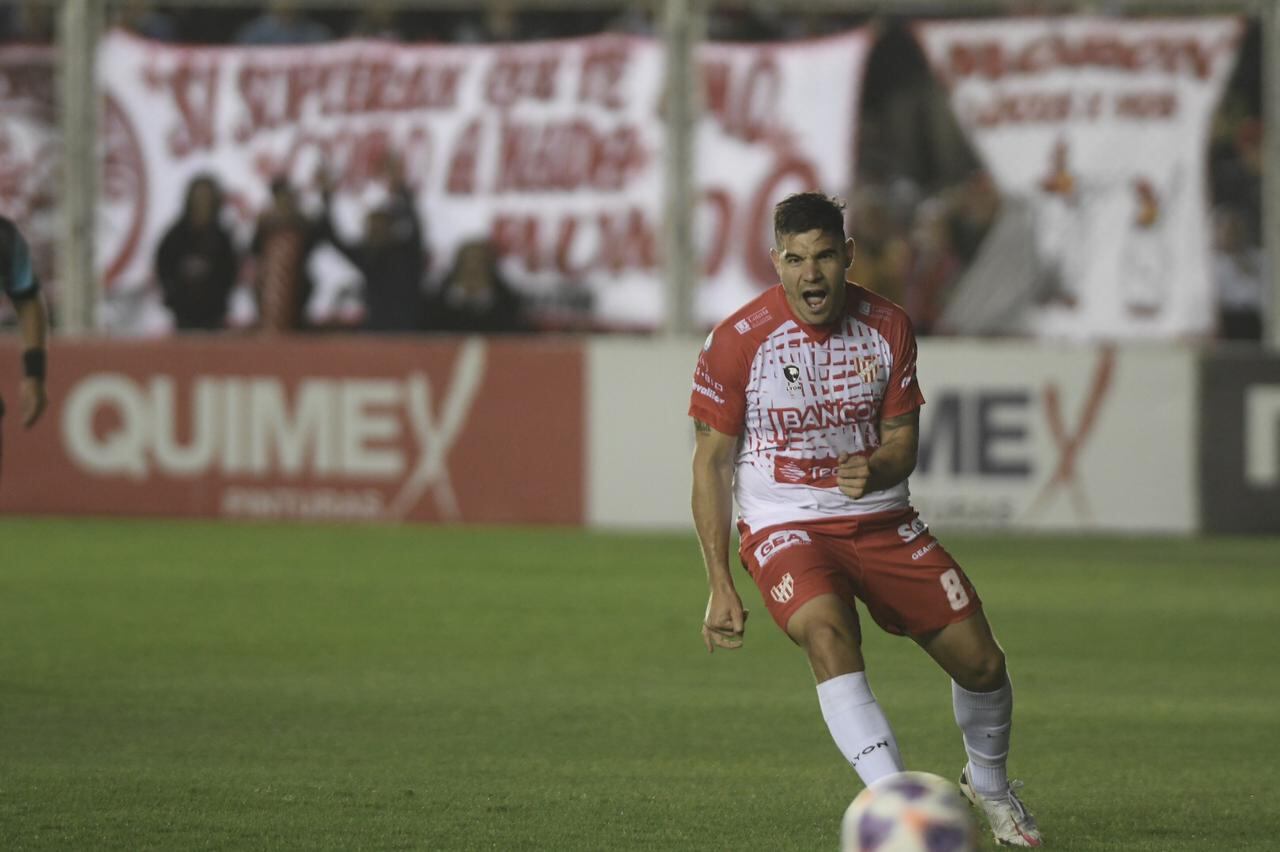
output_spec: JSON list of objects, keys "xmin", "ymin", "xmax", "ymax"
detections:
[
  {"xmin": 945, "ymin": 34, "xmax": 1223, "ymax": 82},
  {"xmin": 144, "ymin": 62, "xmax": 220, "ymax": 155},
  {"xmin": 973, "ymin": 90, "xmax": 1074, "ymax": 128},
  {"xmin": 495, "ymin": 120, "xmax": 647, "ymax": 192},
  {"xmin": 251, "ymin": 124, "xmax": 432, "ymax": 190},
  {"xmin": 578, "ymin": 44, "xmax": 630, "ymax": 109},
  {"xmin": 0, "ymin": 59, "xmax": 55, "ymax": 110},
  {"xmin": 700, "ymin": 55, "xmax": 781, "ymax": 143},
  {"xmin": 492, "ymin": 208, "xmax": 657, "ymax": 277},
  {"xmin": 234, "ymin": 59, "xmax": 464, "ymax": 142},
  {"xmin": 1113, "ymin": 90, "xmax": 1178, "ymax": 119},
  {"xmin": 485, "ymin": 53, "xmax": 560, "ymax": 107}
]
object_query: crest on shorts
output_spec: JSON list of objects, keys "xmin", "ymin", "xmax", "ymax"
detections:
[{"xmin": 770, "ymin": 572, "xmax": 795, "ymax": 604}]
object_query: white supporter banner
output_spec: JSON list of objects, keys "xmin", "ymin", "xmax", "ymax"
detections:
[
  {"xmin": 96, "ymin": 28, "xmax": 869, "ymax": 332},
  {"xmin": 915, "ymin": 17, "xmax": 1242, "ymax": 340}
]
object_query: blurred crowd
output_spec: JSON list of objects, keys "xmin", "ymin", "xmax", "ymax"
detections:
[
  {"xmin": 0, "ymin": 1, "xmax": 1268, "ymax": 341},
  {"xmin": 156, "ymin": 154, "xmax": 531, "ymax": 335}
]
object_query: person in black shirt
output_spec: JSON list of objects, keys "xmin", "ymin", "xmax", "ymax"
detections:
[
  {"xmin": 426, "ymin": 239, "xmax": 526, "ymax": 334},
  {"xmin": 155, "ymin": 174, "xmax": 240, "ymax": 331},
  {"xmin": 319, "ymin": 155, "xmax": 427, "ymax": 333}
]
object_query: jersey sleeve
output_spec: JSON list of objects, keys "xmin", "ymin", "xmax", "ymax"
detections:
[
  {"xmin": 688, "ymin": 327, "xmax": 750, "ymax": 436},
  {"xmin": 881, "ymin": 313, "xmax": 925, "ymax": 419}
]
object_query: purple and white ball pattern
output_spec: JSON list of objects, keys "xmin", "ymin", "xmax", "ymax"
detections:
[{"xmin": 841, "ymin": 771, "xmax": 979, "ymax": 852}]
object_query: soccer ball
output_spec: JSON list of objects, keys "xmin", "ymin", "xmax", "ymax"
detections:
[{"xmin": 840, "ymin": 771, "xmax": 979, "ymax": 852}]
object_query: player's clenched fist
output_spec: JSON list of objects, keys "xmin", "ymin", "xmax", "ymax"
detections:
[
  {"xmin": 702, "ymin": 590, "xmax": 748, "ymax": 653},
  {"xmin": 837, "ymin": 452, "xmax": 871, "ymax": 500}
]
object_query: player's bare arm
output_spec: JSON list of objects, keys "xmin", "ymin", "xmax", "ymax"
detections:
[
  {"xmin": 837, "ymin": 409, "xmax": 920, "ymax": 500},
  {"xmin": 14, "ymin": 290, "xmax": 48, "ymax": 427},
  {"xmin": 691, "ymin": 418, "xmax": 748, "ymax": 653}
]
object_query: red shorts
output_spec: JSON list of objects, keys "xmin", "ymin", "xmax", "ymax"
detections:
[{"xmin": 738, "ymin": 508, "xmax": 981, "ymax": 640}]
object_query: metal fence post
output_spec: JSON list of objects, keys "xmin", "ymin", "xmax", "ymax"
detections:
[
  {"xmin": 1265, "ymin": 1, "xmax": 1280, "ymax": 348},
  {"xmin": 662, "ymin": 0, "xmax": 703, "ymax": 338},
  {"xmin": 57, "ymin": 0, "xmax": 100, "ymax": 334}
]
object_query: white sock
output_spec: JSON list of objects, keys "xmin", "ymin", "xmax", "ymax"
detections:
[
  {"xmin": 952, "ymin": 674, "xmax": 1013, "ymax": 797},
  {"xmin": 816, "ymin": 672, "xmax": 904, "ymax": 787}
]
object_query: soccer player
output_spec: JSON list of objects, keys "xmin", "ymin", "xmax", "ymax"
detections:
[
  {"xmin": 689, "ymin": 193, "xmax": 1042, "ymax": 847},
  {"xmin": 0, "ymin": 215, "xmax": 48, "ymax": 429}
]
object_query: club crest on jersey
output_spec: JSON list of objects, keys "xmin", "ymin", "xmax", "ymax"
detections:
[{"xmin": 851, "ymin": 355, "xmax": 881, "ymax": 387}]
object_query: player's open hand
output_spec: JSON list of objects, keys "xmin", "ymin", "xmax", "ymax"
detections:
[
  {"xmin": 702, "ymin": 590, "xmax": 748, "ymax": 653},
  {"xmin": 837, "ymin": 452, "xmax": 871, "ymax": 500}
]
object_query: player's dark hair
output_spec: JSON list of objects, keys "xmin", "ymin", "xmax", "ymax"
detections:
[{"xmin": 773, "ymin": 192, "xmax": 847, "ymax": 246}]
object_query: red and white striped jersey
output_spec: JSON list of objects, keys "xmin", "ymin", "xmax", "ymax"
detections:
[{"xmin": 689, "ymin": 283, "xmax": 925, "ymax": 535}]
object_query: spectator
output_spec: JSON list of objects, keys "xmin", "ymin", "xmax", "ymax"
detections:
[
  {"xmin": 348, "ymin": 1, "xmax": 401, "ymax": 40},
  {"xmin": 426, "ymin": 240, "xmax": 526, "ymax": 334},
  {"xmin": 946, "ymin": 170, "xmax": 1001, "ymax": 265},
  {"xmin": 903, "ymin": 197, "xmax": 961, "ymax": 335},
  {"xmin": 318, "ymin": 154, "xmax": 426, "ymax": 333},
  {"xmin": 1, "ymin": 1, "xmax": 55, "ymax": 43},
  {"xmin": 113, "ymin": 0, "xmax": 178, "ymax": 41},
  {"xmin": 451, "ymin": 1, "xmax": 520, "ymax": 43},
  {"xmin": 1212, "ymin": 114, "xmax": 1263, "ymax": 244},
  {"xmin": 849, "ymin": 186, "xmax": 911, "ymax": 306},
  {"xmin": 1212, "ymin": 205, "xmax": 1265, "ymax": 342},
  {"xmin": 250, "ymin": 176, "xmax": 323, "ymax": 333},
  {"xmin": 234, "ymin": 0, "xmax": 331, "ymax": 46},
  {"xmin": 155, "ymin": 174, "xmax": 239, "ymax": 331},
  {"xmin": 606, "ymin": 8, "xmax": 654, "ymax": 36}
]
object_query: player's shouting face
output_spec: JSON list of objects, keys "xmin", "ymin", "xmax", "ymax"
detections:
[{"xmin": 770, "ymin": 228, "xmax": 853, "ymax": 327}]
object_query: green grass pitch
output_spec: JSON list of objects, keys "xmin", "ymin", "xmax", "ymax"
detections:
[{"xmin": 1, "ymin": 518, "xmax": 1277, "ymax": 851}]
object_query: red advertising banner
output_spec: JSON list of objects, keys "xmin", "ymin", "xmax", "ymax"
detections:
[{"xmin": 0, "ymin": 336, "xmax": 584, "ymax": 524}]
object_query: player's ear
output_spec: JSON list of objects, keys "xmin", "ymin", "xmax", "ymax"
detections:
[
  {"xmin": 769, "ymin": 246, "xmax": 782, "ymax": 274},
  {"xmin": 844, "ymin": 237, "xmax": 856, "ymax": 269}
]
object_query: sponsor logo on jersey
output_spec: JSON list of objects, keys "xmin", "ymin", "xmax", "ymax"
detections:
[
  {"xmin": 754, "ymin": 530, "xmax": 811, "ymax": 567},
  {"xmin": 898, "ymin": 516, "xmax": 928, "ymax": 543},
  {"xmin": 911, "ymin": 540, "xmax": 939, "ymax": 561},
  {"xmin": 774, "ymin": 456, "xmax": 841, "ymax": 488},
  {"xmin": 768, "ymin": 399, "xmax": 877, "ymax": 434},
  {"xmin": 734, "ymin": 306, "xmax": 772, "ymax": 335},
  {"xmin": 782, "ymin": 364, "xmax": 803, "ymax": 396},
  {"xmin": 769, "ymin": 572, "xmax": 796, "ymax": 604},
  {"xmin": 693, "ymin": 362, "xmax": 726, "ymax": 405}
]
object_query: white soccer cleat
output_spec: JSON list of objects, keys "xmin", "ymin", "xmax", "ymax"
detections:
[{"xmin": 959, "ymin": 768, "xmax": 1043, "ymax": 847}]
